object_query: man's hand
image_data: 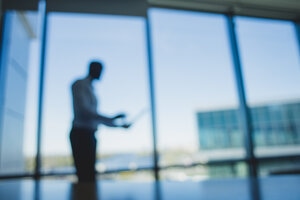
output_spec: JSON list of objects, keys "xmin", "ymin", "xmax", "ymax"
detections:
[
  {"xmin": 113, "ymin": 113, "xmax": 126, "ymax": 119},
  {"xmin": 112, "ymin": 113, "xmax": 131, "ymax": 128},
  {"xmin": 122, "ymin": 123, "xmax": 131, "ymax": 129}
]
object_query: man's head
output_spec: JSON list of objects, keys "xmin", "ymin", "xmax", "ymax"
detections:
[{"xmin": 88, "ymin": 61, "xmax": 103, "ymax": 80}]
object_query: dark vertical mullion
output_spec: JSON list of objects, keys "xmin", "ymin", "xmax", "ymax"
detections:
[
  {"xmin": 226, "ymin": 15, "xmax": 257, "ymax": 177},
  {"xmin": 294, "ymin": 21, "xmax": 300, "ymax": 58},
  {"xmin": 0, "ymin": 12, "xmax": 10, "ymax": 156},
  {"xmin": 35, "ymin": 0, "xmax": 48, "ymax": 179},
  {"xmin": 145, "ymin": 14, "xmax": 159, "ymax": 180}
]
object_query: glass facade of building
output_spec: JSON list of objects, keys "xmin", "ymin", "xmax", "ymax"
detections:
[
  {"xmin": 197, "ymin": 109, "xmax": 240, "ymax": 149},
  {"xmin": 197, "ymin": 100, "xmax": 300, "ymax": 149},
  {"xmin": 0, "ymin": 11, "xmax": 37, "ymax": 174}
]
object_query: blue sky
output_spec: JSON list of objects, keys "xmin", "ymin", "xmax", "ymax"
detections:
[{"xmin": 24, "ymin": 8, "xmax": 300, "ymax": 157}]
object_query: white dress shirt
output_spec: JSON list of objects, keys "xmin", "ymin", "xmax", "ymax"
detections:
[{"xmin": 71, "ymin": 76, "xmax": 100, "ymax": 130}]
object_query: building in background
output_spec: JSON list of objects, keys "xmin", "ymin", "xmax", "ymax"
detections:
[
  {"xmin": 197, "ymin": 100, "xmax": 300, "ymax": 149},
  {"xmin": 197, "ymin": 100, "xmax": 300, "ymax": 176}
]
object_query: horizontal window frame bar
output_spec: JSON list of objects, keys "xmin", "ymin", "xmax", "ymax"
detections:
[{"xmin": 1, "ymin": 155, "xmax": 299, "ymax": 180}]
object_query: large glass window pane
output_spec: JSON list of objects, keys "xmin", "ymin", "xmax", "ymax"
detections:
[
  {"xmin": 42, "ymin": 13, "xmax": 152, "ymax": 180},
  {"xmin": 0, "ymin": 10, "xmax": 39, "ymax": 175},
  {"xmin": 236, "ymin": 17, "xmax": 300, "ymax": 176},
  {"xmin": 150, "ymin": 8, "xmax": 246, "ymax": 180}
]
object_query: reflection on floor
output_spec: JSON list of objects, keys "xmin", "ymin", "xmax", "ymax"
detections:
[{"xmin": 0, "ymin": 175, "xmax": 299, "ymax": 200}]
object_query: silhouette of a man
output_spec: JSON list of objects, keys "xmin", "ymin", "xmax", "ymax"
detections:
[{"xmin": 70, "ymin": 60, "xmax": 128, "ymax": 182}]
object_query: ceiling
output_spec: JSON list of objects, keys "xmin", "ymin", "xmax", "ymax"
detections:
[
  {"xmin": 2, "ymin": 0, "xmax": 300, "ymax": 21},
  {"xmin": 150, "ymin": 0, "xmax": 300, "ymax": 21}
]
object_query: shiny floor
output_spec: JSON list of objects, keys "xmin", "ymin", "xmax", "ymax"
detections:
[{"xmin": 0, "ymin": 175, "xmax": 299, "ymax": 200}]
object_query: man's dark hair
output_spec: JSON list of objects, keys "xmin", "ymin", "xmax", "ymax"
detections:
[{"xmin": 88, "ymin": 61, "xmax": 103, "ymax": 79}]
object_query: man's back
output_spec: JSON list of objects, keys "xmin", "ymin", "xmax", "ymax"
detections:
[{"xmin": 71, "ymin": 77, "xmax": 98, "ymax": 130}]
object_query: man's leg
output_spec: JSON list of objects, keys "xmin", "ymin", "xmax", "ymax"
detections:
[{"xmin": 70, "ymin": 128, "xmax": 97, "ymax": 182}]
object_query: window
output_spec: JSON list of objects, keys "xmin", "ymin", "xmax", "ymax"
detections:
[
  {"xmin": 236, "ymin": 17, "xmax": 300, "ymax": 176},
  {"xmin": 150, "ymin": 8, "xmax": 245, "ymax": 180},
  {"xmin": 41, "ymin": 13, "xmax": 152, "ymax": 180}
]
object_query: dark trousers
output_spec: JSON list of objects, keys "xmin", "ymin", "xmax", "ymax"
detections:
[{"xmin": 70, "ymin": 127, "xmax": 97, "ymax": 182}]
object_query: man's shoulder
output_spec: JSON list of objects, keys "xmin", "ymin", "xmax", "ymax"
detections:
[
  {"xmin": 72, "ymin": 77, "xmax": 90, "ymax": 90},
  {"xmin": 72, "ymin": 79, "xmax": 82, "ymax": 85},
  {"xmin": 72, "ymin": 77, "xmax": 86, "ymax": 86}
]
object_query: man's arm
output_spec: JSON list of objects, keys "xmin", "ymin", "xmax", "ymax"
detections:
[
  {"xmin": 72, "ymin": 81, "xmax": 128, "ymax": 128},
  {"xmin": 96, "ymin": 114, "xmax": 127, "ymax": 127}
]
